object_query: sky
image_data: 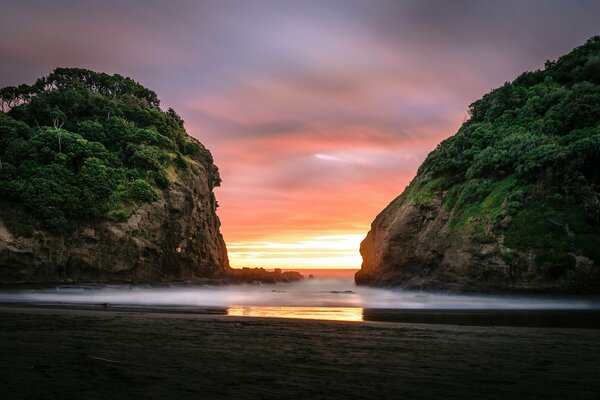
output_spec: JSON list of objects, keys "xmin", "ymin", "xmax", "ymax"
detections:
[{"xmin": 1, "ymin": 1, "xmax": 599, "ymax": 269}]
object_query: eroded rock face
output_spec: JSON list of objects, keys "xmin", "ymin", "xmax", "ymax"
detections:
[
  {"xmin": 355, "ymin": 192, "xmax": 598, "ymax": 293},
  {"xmin": 0, "ymin": 165, "xmax": 230, "ymax": 283}
]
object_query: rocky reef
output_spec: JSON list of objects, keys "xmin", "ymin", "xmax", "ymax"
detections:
[
  {"xmin": 229, "ymin": 268, "xmax": 303, "ymax": 283},
  {"xmin": 356, "ymin": 37, "xmax": 600, "ymax": 293}
]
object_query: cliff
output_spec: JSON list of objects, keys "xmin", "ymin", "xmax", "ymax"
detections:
[
  {"xmin": 0, "ymin": 68, "xmax": 230, "ymax": 282},
  {"xmin": 356, "ymin": 37, "xmax": 600, "ymax": 293},
  {"xmin": 0, "ymin": 165, "xmax": 229, "ymax": 283}
]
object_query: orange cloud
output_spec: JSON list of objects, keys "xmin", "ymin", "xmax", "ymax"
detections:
[
  {"xmin": 184, "ymin": 82, "xmax": 463, "ymax": 268},
  {"xmin": 4, "ymin": 1, "xmax": 596, "ymax": 269}
]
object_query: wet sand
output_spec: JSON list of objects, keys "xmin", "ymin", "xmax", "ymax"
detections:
[{"xmin": 0, "ymin": 305, "xmax": 599, "ymax": 400}]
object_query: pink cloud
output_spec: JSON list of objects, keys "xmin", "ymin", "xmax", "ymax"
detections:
[{"xmin": 3, "ymin": 0, "xmax": 598, "ymax": 268}]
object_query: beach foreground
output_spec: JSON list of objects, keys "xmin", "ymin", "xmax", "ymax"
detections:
[{"xmin": 0, "ymin": 306, "xmax": 599, "ymax": 400}]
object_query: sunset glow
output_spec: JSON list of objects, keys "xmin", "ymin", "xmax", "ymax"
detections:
[
  {"xmin": 227, "ymin": 234, "xmax": 365, "ymax": 269},
  {"xmin": 1, "ymin": 2, "xmax": 597, "ymax": 270}
]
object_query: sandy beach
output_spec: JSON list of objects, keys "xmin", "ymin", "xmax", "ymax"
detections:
[{"xmin": 0, "ymin": 305, "xmax": 599, "ymax": 400}]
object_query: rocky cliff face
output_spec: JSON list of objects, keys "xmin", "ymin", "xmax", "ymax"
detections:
[
  {"xmin": 355, "ymin": 189, "xmax": 597, "ymax": 292},
  {"xmin": 0, "ymin": 157, "xmax": 230, "ymax": 283}
]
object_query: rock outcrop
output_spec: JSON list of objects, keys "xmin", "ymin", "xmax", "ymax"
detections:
[
  {"xmin": 356, "ymin": 38, "xmax": 600, "ymax": 293},
  {"xmin": 356, "ymin": 190, "xmax": 598, "ymax": 292},
  {"xmin": 0, "ymin": 68, "xmax": 230, "ymax": 283},
  {"xmin": 229, "ymin": 268, "xmax": 303, "ymax": 283},
  {"xmin": 0, "ymin": 161, "xmax": 230, "ymax": 283}
]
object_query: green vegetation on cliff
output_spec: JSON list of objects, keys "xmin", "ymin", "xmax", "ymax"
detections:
[
  {"xmin": 409, "ymin": 37, "xmax": 600, "ymax": 272},
  {"xmin": 0, "ymin": 68, "xmax": 217, "ymax": 232}
]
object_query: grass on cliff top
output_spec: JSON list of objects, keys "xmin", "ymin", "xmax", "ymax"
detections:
[
  {"xmin": 406, "ymin": 177, "xmax": 514, "ymax": 229},
  {"xmin": 448, "ymin": 178, "xmax": 516, "ymax": 241},
  {"xmin": 406, "ymin": 176, "xmax": 451, "ymax": 205},
  {"xmin": 406, "ymin": 170, "xmax": 600, "ymax": 264}
]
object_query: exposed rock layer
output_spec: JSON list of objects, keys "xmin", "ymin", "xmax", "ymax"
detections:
[
  {"xmin": 356, "ymin": 192, "xmax": 598, "ymax": 292},
  {"xmin": 0, "ymin": 165, "xmax": 230, "ymax": 283}
]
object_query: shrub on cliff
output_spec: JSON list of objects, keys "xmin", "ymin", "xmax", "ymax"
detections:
[
  {"xmin": 410, "ymin": 37, "xmax": 600, "ymax": 265},
  {"xmin": 0, "ymin": 68, "xmax": 212, "ymax": 232}
]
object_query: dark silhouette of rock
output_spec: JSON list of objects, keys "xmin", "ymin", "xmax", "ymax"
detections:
[{"xmin": 229, "ymin": 268, "xmax": 303, "ymax": 283}]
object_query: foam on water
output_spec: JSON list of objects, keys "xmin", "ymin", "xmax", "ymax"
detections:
[{"xmin": 1, "ymin": 276, "xmax": 599, "ymax": 310}]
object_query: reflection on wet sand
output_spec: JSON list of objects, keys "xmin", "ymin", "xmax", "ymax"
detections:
[
  {"xmin": 227, "ymin": 306, "xmax": 600, "ymax": 327},
  {"xmin": 227, "ymin": 306, "xmax": 363, "ymax": 322}
]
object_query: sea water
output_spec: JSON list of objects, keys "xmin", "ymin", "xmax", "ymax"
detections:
[{"xmin": 1, "ymin": 272, "xmax": 600, "ymax": 325}]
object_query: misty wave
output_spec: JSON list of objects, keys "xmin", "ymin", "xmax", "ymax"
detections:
[{"xmin": 1, "ymin": 277, "xmax": 599, "ymax": 310}]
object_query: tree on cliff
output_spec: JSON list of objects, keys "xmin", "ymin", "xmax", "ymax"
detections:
[
  {"xmin": 414, "ymin": 37, "xmax": 600, "ymax": 258},
  {"xmin": 358, "ymin": 37, "xmax": 600, "ymax": 290},
  {"xmin": 0, "ymin": 68, "xmax": 214, "ymax": 232}
]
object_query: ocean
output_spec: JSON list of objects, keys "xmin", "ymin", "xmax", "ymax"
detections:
[{"xmin": 1, "ymin": 270, "xmax": 599, "ymax": 327}]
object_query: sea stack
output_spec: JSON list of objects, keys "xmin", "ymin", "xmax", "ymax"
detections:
[
  {"xmin": 0, "ymin": 68, "xmax": 230, "ymax": 282},
  {"xmin": 356, "ymin": 37, "xmax": 600, "ymax": 293}
]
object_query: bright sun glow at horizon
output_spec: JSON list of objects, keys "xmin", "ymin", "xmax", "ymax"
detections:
[{"xmin": 227, "ymin": 233, "xmax": 365, "ymax": 269}]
